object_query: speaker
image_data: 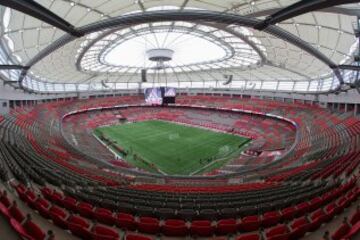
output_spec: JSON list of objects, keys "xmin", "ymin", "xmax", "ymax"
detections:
[
  {"xmin": 101, "ymin": 80, "xmax": 109, "ymax": 88},
  {"xmin": 141, "ymin": 69, "xmax": 147, "ymax": 82},
  {"xmin": 223, "ymin": 74, "xmax": 233, "ymax": 85}
]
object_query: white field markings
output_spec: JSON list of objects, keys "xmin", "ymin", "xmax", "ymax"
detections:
[
  {"xmin": 103, "ymin": 124, "xmax": 205, "ymax": 174},
  {"xmin": 189, "ymin": 140, "xmax": 251, "ymax": 175},
  {"xmin": 92, "ymin": 132, "xmax": 121, "ymax": 160},
  {"xmin": 224, "ymin": 140, "xmax": 252, "ymax": 164},
  {"xmin": 145, "ymin": 123, "xmax": 243, "ymax": 173},
  {"xmin": 164, "ymin": 135, "xmax": 242, "ymax": 174},
  {"xmin": 154, "ymin": 119, "xmax": 248, "ymax": 138},
  {"xmin": 98, "ymin": 121, "xmax": 248, "ymax": 175},
  {"xmin": 102, "ymin": 124, "xmax": 174, "ymax": 174},
  {"xmin": 112, "ymin": 128, "xmax": 176, "ymax": 144},
  {"xmin": 168, "ymin": 133, "xmax": 180, "ymax": 140},
  {"xmin": 188, "ymin": 145, "xmax": 241, "ymax": 176},
  {"xmin": 194, "ymin": 140, "xmax": 252, "ymax": 175},
  {"xmin": 71, "ymin": 134, "xmax": 78, "ymax": 146},
  {"xmin": 93, "ymin": 131, "xmax": 167, "ymax": 175},
  {"xmin": 131, "ymin": 151, "xmax": 168, "ymax": 176}
]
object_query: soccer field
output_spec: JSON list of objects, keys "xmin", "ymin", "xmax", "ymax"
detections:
[{"xmin": 94, "ymin": 120, "xmax": 250, "ymax": 175}]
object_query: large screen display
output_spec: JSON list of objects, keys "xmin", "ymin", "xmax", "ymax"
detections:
[
  {"xmin": 164, "ymin": 87, "xmax": 176, "ymax": 97},
  {"xmin": 144, "ymin": 87, "xmax": 176, "ymax": 104},
  {"xmin": 144, "ymin": 88, "xmax": 163, "ymax": 104}
]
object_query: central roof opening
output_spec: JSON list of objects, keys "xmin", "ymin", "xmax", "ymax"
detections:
[
  {"xmin": 79, "ymin": 22, "xmax": 263, "ymax": 75},
  {"xmin": 103, "ymin": 31, "xmax": 227, "ymax": 69}
]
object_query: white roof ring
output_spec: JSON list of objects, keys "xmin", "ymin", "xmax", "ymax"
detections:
[{"xmin": 77, "ymin": 22, "xmax": 263, "ymax": 75}]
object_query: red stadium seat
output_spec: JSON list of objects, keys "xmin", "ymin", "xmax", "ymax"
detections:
[
  {"xmin": 262, "ymin": 211, "xmax": 280, "ymax": 227},
  {"xmin": 9, "ymin": 203, "xmax": 25, "ymax": 222},
  {"xmin": 49, "ymin": 206, "xmax": 68, "ymax": 229},
  {"xmin": 190, "ymin": 220, "xmax": 214, "ymax": 237},
  {"xmin": 137, "ymin": 217, "xmax": 160, "ymax": 234},
  {"xmin": 23, "ymin": 219, "xmax": 46, "ymax": 240},
  {"xmin": 68, "ymin": 214, "xmax": 90, "ymax": 228},
  {"xmin": 62, "ymin": 196, "xmax": 77, "ymax": 212},
  {"xmin": 40, "ymin": 187, "xmax": 52, "ymax": 200},
  {"xmin": 266, "ymin": 224, "xmax": 289, "ymax": 240},
  {"xmin": 295, "ymin": 202, "xmax": 310, "ymax": 216},
  {"xmin": 0, "ymin": 202, "xmax": 11, "ymax": 220},
  {"xmin": 337, "ymin": 196, "xmax": 350, "ymax": 209},
  {"xmin": 289, "ymin": 216, "xmax": 310, "ymax": 239},
  {"xmin": 92, "ymin": 224, "xmax": 119, "ymax": 240},
  {"xmin": 125, "ymin": 233, "xmax": 153, "ymax": 240},
  {"xmin": 68, "ymin": 215, "xmax": 92, "ymax": 239},
  {"xmin": 95, "ymin": 207, "xmax": 116, "ymax": 225},
  {"xmin": 280, "ymin": 206, "xmax": 297, "ymax": 221},
  {"xmin": 235, "ymin": 233, "xmax": 261, "ymax": 240},
  {"xmin": 217, "ymin": 218, "xmax": 237, "ymax": 235},
  {"xmin": 34, "ymin": 198, "xmax": 51, "ymax": 219},
  {"xmin": 77, "ymin": 202, "xmax": 94, "ymax": 219},
  {"xmin": 343, "ymin": 221, "xmax": 360, "ymax": 239},
  {"xmin": 10, "ymin": 218, "xmax": 35, "ymax": 240},
  {"xmin": 238, "ymin": 215, "xmax": 261, "ymax": 232},
  {"xmin": 116, "ymin": 213, "xmax": 136, "ymax": 230},
  {"xmin": 0, "ymin": 191, "xmax": 11, "ymax": 207},
  {"xmin": 50, "ymin": 191, "xmax": 63, "ymax": 206},
  {"xmin": 309, "ymin": 209, "xmax": 327, "ymax": 231},
  {"xmin": 163, "ymin": 219, "xmax": 188, "ymax": 236},
  {"xmin": 308, "ymin": 197, "xmax": 323, "ymax": 212},
  {"xmin": 331, "ymin": 223, "xmax": 351, "ymax": 240},
  {"xmin": 324, "ymin": 202, "xmax": 342, "ymax": 219},
  {"xmin": 24, "ymin": 191, "xmax": 37, "ymax": 209}
]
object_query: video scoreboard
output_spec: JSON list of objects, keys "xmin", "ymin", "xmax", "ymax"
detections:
[{"xmin": 144, "ymin": 87, "xmax": 176, "ymax": 105}]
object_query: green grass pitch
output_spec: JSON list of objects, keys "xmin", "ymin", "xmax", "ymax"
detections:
[{"xmin": 94, "ymin": 120, "xmax": 250, "ymax": 175}]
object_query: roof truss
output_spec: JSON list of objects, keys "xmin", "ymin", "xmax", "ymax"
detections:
[
  {"xmin": 255, "ymin": 0, "xmax": 360, "ymax": 30},
  {"xmin": 19, "ymin": 10, "xmax": 346, "ymax": 87},
  {"xmin": 0, "ymin": 0, "xmax": 83, "ymax": 37},
  {"xmin": 0, "ymin": 64, "xmax": 29, "ymax": 70},
  {"xmin": 337, "ymin": 65, "xmax": 360, "ymax": 71}
]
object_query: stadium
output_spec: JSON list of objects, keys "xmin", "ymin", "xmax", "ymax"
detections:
[{"xmin": 0, "ymin": 0, "xmax": 360, "ymax": 240}]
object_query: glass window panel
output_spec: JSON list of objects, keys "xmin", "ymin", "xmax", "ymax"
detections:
[
  {"xmin": 203, "ymin": 81, "xmax": 217, "ymax": 88},
  {"xmin": 294, "ymin": 81, "xmax": 309, "ymax": 91},
  {"xmin": 78, "ymin": 84, "xmax": 89, "ymax": 91},
  {"xmin": 262, "ymin": 81, "xmax": 278, "ymax": 90},
  {"xmin": 247, "ymin": 81, "xmax": 261, "ymax": 90},
  {"xmin": 278, "ymin": 81, "xmax": 294, "ymax": 91},
  {"xmin": 308, "ymin": 81, "xmax": 319, "ymax": 92},
  {"xmin": 231, "ymin": 81, "xmax": 246, "ymax": 88},
  {"xmin": 115, "ymin": 82, "xmax": 128, "ymax": 89},
  {"xmin": 64, "ymin": 84, "xmax": 76, "ymax": 91},
  {"xmin": 178, "ymin": 82, "xmax": 191, "ymax": 88},
  {"xmin": 127, "ymin": 83, "xmax": 139, "ymax": 89},
  {"xmin": 191, "ymin": 81, "xmax": 204, "ymax": 88}
]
